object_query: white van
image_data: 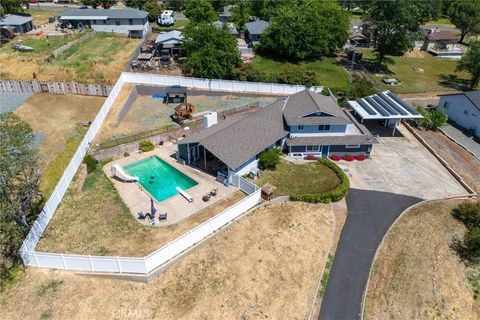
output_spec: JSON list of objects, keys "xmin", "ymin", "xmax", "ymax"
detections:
[{"xmin": 158, "ymin": 10, "xmax": 175, "ymax": 26}]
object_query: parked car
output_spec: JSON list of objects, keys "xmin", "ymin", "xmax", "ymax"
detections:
[{"xmin": 11, "ymin": 44, "xmax": 34, "ymax": 52}]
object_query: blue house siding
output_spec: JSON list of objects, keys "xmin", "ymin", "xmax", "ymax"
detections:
[
  {"xmin": 289, "ymin": 124, "xmax": 346, "ymax": 134},
  {"xmin": 289, "ymin": 144, "xmax": 372, "ymax": 156}
]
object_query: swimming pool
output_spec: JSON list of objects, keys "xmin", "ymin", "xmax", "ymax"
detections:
[{"xmin": 124, "ymin": 156, "xmax": 198, "ymax": 202}]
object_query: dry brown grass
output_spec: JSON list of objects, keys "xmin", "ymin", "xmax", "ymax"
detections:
[
  {"xmin": 0, "ymin": 201, "xmax": 334, "ymax": 319},
  {"xmin": 365, "ymin": 199, "xmax": 480, "ymax": 320}
]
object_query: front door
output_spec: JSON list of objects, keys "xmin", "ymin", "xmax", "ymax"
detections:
[
  {"xmin": 192, "ymin": 145, "xmax": 200, "ymax": 162},
  {"xmin": 321, "ymin": 145, "xmax": 329, "ymax": 157}
]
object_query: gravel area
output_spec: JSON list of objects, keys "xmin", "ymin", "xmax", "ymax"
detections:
[
  {"xmin": 441, "ymin": 124, "xmax": 480, "ymax": 159},
  {"xmin": 0, "ymin": 92, "xmax": 33, "ymax": 114}
]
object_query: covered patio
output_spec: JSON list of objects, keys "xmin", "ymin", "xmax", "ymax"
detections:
[{"xmin": 348, "ymin": 90, "xmax": 423, "ymax": 136}]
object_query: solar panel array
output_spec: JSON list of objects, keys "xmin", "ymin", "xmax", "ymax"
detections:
[{"xmin": 354, "ymin": 91, "xmax": 421, "ymax": 118}]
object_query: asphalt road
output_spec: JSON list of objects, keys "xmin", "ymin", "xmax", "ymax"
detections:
[{"xmin": 319, "ymin": 188, "xmax": 422, "ymax": 320}]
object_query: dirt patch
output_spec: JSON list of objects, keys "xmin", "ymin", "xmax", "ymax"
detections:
[
  {"xmin": 0, "ymin": 201, "xmax": 335, "ymax": 319},
  {"xmin": 13, "ymin": 93, "xmax": 104, "ymax": 165},
  {"xmin": 365, "ymin": 199, "xmax": 480, "ymax": 319},
  {"xmin": 416, "ymin": 128, "xmax": 480, "ymax": 194}
]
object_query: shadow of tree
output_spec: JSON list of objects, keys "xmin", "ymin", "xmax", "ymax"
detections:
[{"xmin": 438, "ymin": 74, "xmax": 470, "ymax": 91}]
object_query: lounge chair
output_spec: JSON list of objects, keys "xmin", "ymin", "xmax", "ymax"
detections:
[
  {"xmin": 210, "ymin": 188, "xmax": 217, "ymax": 197},
  {"xmin": 159, "ymin": 213, "xmax": 167, "ymax": 221},
  {"xmin": 202, "ymin": 194, "xmax": 211, "ymax": 202}
]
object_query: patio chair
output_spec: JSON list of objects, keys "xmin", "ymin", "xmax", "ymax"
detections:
[
  {"xmin": 210, "ymin": 188, "xmax": 218, "ymax": 197},
  {"xmin": 138, "ymin": 211, "xmax": 146, "ymax": 219},
  {"xmin": 159, "ymin": 213, "xmax": 167, "ymax": 221},
  {"xmin": 202, "ymin": 194, "xmax": 211, "ymax": 202}
]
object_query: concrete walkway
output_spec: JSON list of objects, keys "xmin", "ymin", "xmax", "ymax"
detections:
[{"xmin": 319, "ymin": 189, "xmax": 422, "ymax": 320}]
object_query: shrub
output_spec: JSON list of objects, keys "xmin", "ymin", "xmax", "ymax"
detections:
[
  {"xmin": 343, "ymin": 154, "xmax": 355, "ymax": 161},
  {"xmin": 355, "ymin": 154, "xmax": 367, "ymax": 161},
  {"xmin": 452, "ymin": 202, "xmax": 480, "ymax": 229},
  {"xmin": 83, "ymin": 155, "xmax": 98, "ymax": 173},
  {"xmin": 463, "ymin": 227, "xmax": 480, "ymax": 262},
  {"xmin": 415, "ymin": 106, "xmax": 448, "ymax": 131},
  {"xmin": 304, "ymin": 154, "xmax": 318, "ymax": 160},
  {"xmin": 139, "ymin": 140, "xmax": 154, "ymax": 152},
  {"xmin": 123, "ymin": 152, "xmax": 130, "ymax": 157},
  {"xmin": 259, "ymin": 147, "xmax": 282, "ymax": 170},
  {"xmin": 290, "ymin": 158, "xmax": 350, "ymax": 203},
  {"xmin": 329, "ymin": 154, "xmax": 342, "ymax": 161}
]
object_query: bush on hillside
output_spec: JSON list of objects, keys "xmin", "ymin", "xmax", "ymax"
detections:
[
  {"xmin": 139, "ymin": 140, "xmax": 155, "ymax": 152},
  {"xmin": 259, "ymin": 147, "xmax": 282, "ymax": 170},
  {"xmin": 83, "ymin": 155, "xmax": 98, "ymax": 173},
  {"xmin": 452, "ymin": 202, "xmax": 480, "ymax": 229}
]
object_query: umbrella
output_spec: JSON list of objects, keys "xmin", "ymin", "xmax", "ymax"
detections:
[{"xmin": 150, "ymin": 198, "xmax": 157, "ymax": 218}]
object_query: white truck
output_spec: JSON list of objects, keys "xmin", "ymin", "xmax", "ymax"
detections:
[{"xmin": 158, "ymin": 10, "xmax": 175, "ymax": 26}]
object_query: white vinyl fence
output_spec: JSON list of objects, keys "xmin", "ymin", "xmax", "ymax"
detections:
[{"xmin": 20, "ymin": 72, "xmax": 317, "ymax": 275}]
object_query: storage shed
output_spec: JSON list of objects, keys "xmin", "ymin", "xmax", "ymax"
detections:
[{"xmin": 0, "ymin": 14, "xmax": 34, "ymax": 34}]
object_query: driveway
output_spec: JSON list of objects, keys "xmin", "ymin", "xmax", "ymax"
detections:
[
  {"xmin": 319, "ymin": 189, "xmax": 422, "ymax": 320},
  {"xmin": 319, "ymin": 124, "xmax": 468, "ymax": 320}
]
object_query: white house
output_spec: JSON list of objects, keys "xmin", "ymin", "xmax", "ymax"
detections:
[
  {"xmin": 59, "ymin": 8, "xmax": 149, "ymax": 38},
  {"xmin": 437, "ymin": 91, "xmax": 480, "ymax": 138}
]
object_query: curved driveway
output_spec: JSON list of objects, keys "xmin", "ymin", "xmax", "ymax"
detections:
[{"xmin": 319, "ymin": 189, "xmax": 422, "ymax": 320}]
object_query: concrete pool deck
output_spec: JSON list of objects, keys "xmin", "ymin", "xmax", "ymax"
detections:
[{"xmin": 103, "ymin": 143, "xmax": 238, "ymax": 226}]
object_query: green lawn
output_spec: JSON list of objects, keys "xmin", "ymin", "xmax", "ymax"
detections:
[
  {"xmin": 0, "ymin": 33, "xmax": 83, "ymax": 55},
  {"xmin": 250, "ymin": 55, "xmax": 348, "ymax": 90},
  {"xmin": 254, "ymin": 160, "xmax": 340, "ymax": 196},
  {"xmin": 152, "ymin": 19, "xmax": 189, "ymax": 32},
  {"xmin": 359, "ymin": 48, "xmax": 471, "ymax": 93},
  {"xmin": 426, "ymin": 14, "xmax": 453, "ymax": 26}
]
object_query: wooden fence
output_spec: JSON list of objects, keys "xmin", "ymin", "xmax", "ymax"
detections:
[{"xmin": 0, "ymin": 80, "xmax": 112, "ymax": 97}]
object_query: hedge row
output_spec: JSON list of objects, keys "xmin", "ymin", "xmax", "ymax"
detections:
[{"xmin": 290, "ymin": 158, "xmax": 350, "ymax": 203}]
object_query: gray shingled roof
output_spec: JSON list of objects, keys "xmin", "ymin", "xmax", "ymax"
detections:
[
  {"xmin": 179, "ymin": 100, "xmax": 288, "ymax": 170},
  {"xmin": 155, "ymin": 30, "xmax": 184, "ymax": 44},
  {"xmin": 60, "ymin": 8, "xmax": 148, "ymax": 19},
  {"xmin": 213, "ymin": 21, "xmax": 238, "ymax": 35},
  {"xmin": 0, "ymin": 14, "xmax": 33, "ymax": 26},
  {"xmin": 245, "ymin": 19, "xmax": 269, "ymax": 35},
  {"xmin": 464, "ymin": 91, "xmax": 480, "ymax": 111},
  {"xmin": 283, "ymin": 90, "xmax": 352, "ymax": 125}
]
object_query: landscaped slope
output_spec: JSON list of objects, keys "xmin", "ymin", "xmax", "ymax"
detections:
[
  {"xmin": 365, "ymin": 199, "xmax": 480, "ymax": 319},
  {"xmin": 1, "ymin": 201, "xmax": 334, "ymax": 319}
]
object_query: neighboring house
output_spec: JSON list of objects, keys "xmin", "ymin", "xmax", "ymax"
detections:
[
  {"xmin": 155, "ymin": 30, "xmax": 183, "ymax": 56},
  {"xmin": 59, "ymin": 8, "xmax": 149, "ymax": 38},
  {"xmin": 437, "ymin": 91, "xmax": 480, "ymax": 138},
  {"xmin": 0, "ymin": 14, "xmax": 34, "ymax": 34},
  {"xmin": 349, "ymin": 32, "xmax": 369, "ymax": 47},
  {"xmin": 244, "ymin": 19, "xmax": 269, "ymax": 44},
  {"xmin": 421, "ymin": 29, "xmax": 467, "ymax": 58},
  {"xmin": 177, "ymin": 90, "xmax": 377, "ymax": 177},
  {"xmin": 213, "ymin": 20, "xmax": 238, "ymax": 37}
]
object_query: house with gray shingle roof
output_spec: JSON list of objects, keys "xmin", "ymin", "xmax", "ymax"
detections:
[
  {"xmin": 176, "ymin": 90, "xmax": 377, "ymax": 177},
  {"xmin": 437, "ymin": 91, "xmax": 480, "ymax": 138},
  {"xmin": 59, "ymin": 8, "xmax": 149, "ymax": 38},
  {"xmin": 0, "ymin": 14, "xmax": 33, "ymax": 34},
  {"xmin": 244, "ymin": 19, "xmax": 269, "ymax": 44}
]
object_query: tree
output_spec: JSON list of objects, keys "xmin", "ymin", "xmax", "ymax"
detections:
[
  {"xmin": 260, "ymin": 0, "xmax": 349, "ymax": 60},
  {"xmin": 208, "ymin": 0, "xmax": 225, "ymax": 11},
  {"xmin": 259, "ymin": 148, "xmax": 282, "ymax": 170},
  {"xmin": 250, "ymin": 0, "xmax": 295, "ymax": 21},
  {"xmin": 463, "ymin": 227, "xmax": 480, "ymax": 262},
  {"xmin": 100, "ymin": 0, "xmax": 116, "ymax": 9},
  {"xmin": 0, "ymin": 113, "xmax": 41, "ymax": 270},
  {"xmin": 365, "ymin": 0, "xmax": 432, "ymax": 68},
  {"xmin": 125, "ymin": 0, "xmax": 146, "ymax": 9},
  {"xmin": 0, "ymin": 0, "xmax": 26, "ymax": 14},
  {"xmin": 165, "ymin": 0, "xmax": 184, "ymax": 11},
  {"xmin": 349, "ymin": 75, "xmax": 376, "ymax": 99},
  {"xmin": 81, "ymin": 0, "xmax": 100, "ymax": 9},
  {"xmin": 231, "ymin": 0, "xmax": 250, "ymax": 30},
  {"xmin": 447, "ymin": 0, "xmax": 480, "ymax": 43},
  {"xmin": 143, "ymin": 0, "xmax": 163, "ymax": 22},
  {"xmin": 415, "ymin": 106, "xmax": 448, "ymax": 130},
  {"xmin": 456, "ymin": 41, "xmax": 480, "ymax": 90},
  {"xmin": 184, "ymin": 0, "xmax": 217, "ymax": 24},
  {"xmin": 182, "ymin": 23, "xmax": 241, "ymax": 78}
]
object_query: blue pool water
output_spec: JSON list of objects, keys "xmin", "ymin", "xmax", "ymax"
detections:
[{"xmin": 124, "ymin": 156, "xmax": 198, "ymax": 202}]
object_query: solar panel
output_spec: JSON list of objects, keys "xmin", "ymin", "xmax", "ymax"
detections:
[
  {"xmin": 356, "ymin": 99, "xmax": 377, "ymax": 115},
  {"xmin": 365, "ymin": 97, "xmax": 389, "ymax": 117},
  {"xmin": 386, "ymin": 92, "xmax": 419, "ymax": 116},
  {"xmin": 377, "ymin": 93, "xmax": 408, "ymax": 115},
  {"xmin": 371, "ymin": 95, "xmax": 399, "ymax": 115}
]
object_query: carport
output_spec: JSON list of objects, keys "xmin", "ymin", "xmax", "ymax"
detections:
[{"xmin": 348, "ymin": 90, "xmax": 423, "ymax": 136}]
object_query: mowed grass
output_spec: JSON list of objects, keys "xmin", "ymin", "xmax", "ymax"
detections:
[
  {"xmin": 254, "ymin": 160, "xmax": 340, "ymax": 196},
  {"xmin": 360, "ymin": 49, "xmax": 471, "ymax": 93},
  {"xmin": 36, "ymin": 162, "xmax": 246, "ymax": 256},
  {"xmin": 250, "ymin": 55, "xmax": 348, "ymax": 90},
  {"xmin": 0, "ymin": 33, "xmax": 82, "ymax": 56},
  {"xmin": 153, "ymin": 19, "xmax": 189, "ymax": 31}
]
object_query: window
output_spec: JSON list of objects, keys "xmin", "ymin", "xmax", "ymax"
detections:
[
  {"xmin": 318, "ymin": 125, "xmax": 331, "ymax": 131},
  {"xmin": 346, "ymin": 144, "xmax": 361, "ymax": 148},
  {"xmin": 325, "ymin": 125, "xmax": 331, "ymax": 131},
  {"xmin": 306, "ymin": 145, "xmax": 320, "ymax": 151},
  {"xmin": 103, "ymin": 20, "xmax": 106, "ymax": 25},
  {"xmin": 129, "ymin": 19, "xmax": 133, "ymax": 25},
  {"xmin": 298, "ymin": 125, "xmax": 304, "ymax": 130},
  {"xmin": 115, "ymin": 20, "xmax": 121, "ymax": 26},
  {"xmin": 443, "ymin": 101, "xmax": 449, "ymax": 109}
]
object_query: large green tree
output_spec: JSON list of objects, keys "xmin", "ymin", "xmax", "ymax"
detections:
[
  {"xmin": 365, "ymin": 0, "xmax": 432, "ymax": 67},
  {"xmin": 447, "ymin": 0, "xmax": 480, "ymax": 43},
  {"xmin": 143, "ymin": 0, "xmax": 163, "ymax": 22},
  {"xmin": 456, "ymin": 41, "xmax": 480, "ymax": 90},
  {"xmin": 260, "ymin": 0, "xmax": 349, "ymax": 60},
  {"xmin": 0, "ymin": 0, "xmax": 26, "ymax": 14},
  {"xmin": 184, "ymin": 0, "xmax": 217, "ymax": 24},
  {"xmin": 231, "ymin": 0, "xmax": 250, "ymax": 30},
  {"xmin": 182, "ymin": 23, "xmax": 241, "ymax": 78},
  {"xmin": 250, "ymin": 0, "xmax": 295, "ymax": 21},
  {"xmin": 125, "ymin": 0, "xmax": 146, "ymax": 9},
  {"xmin": 0, "ymin": 113, "xmax": 41, "ymax": 274}
]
